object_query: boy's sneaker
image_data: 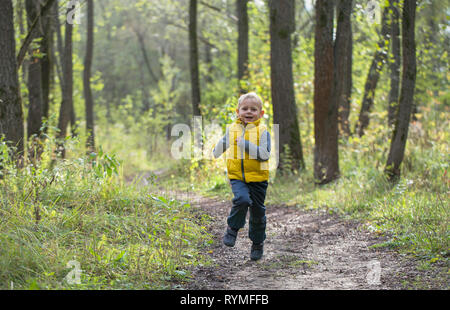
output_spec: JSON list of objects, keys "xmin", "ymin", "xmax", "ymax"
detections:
[
  {"xmin": 223, "ymin": 227, "xmax": 238, "ymax": 247},
  {"xmin": 250, "ymin": 242, "xmax": 264, "ymax": 261}
]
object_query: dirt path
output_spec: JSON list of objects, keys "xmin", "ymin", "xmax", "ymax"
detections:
[{"xmin": 160, "ymin": 191, "xmax": 446, "ymax": 290}]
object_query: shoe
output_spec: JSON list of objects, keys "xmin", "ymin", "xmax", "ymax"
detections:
[
  {"xmin": 250, "ymin": 242, "xmax": 264, "ymax": 261},
  {"xmin": 223, "ymin": 227, "xmax": 238, "ymax": 247}
]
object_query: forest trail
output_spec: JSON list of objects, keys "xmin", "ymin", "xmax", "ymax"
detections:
[{"xmin": 158, "ymin": 190, "xmax": 443, "ymax": 290}]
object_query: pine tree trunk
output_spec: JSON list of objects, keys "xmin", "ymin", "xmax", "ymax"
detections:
[
  {"xmin": 269, "ymin": 0, "xmax": 304, "ymax": 174},
  {"xmin": 388, "ymin": 0, "xmax": 401, "ymax": 127},
  {"xmin": 84, "ymin": 0, "xmax": 95, "ymax": 152},
  {"xmin": 356, "ymin": 2, "xmax": 392, "ymax": 137},
  {"xmin": 334, "ymin": 0, "xmax": 353, "ymax": 137},
  {"xmin": 189, "ymin": 0, "xmax": 202, "ymax": 117},
  {"xmin": 0, "ymin": 0, "xmax": 25, "ymax": 162},
  {"xmin": 385, "ymin": 0, "xmax": 417, "ymax": 181},
  {"xmin": 313, "ymin": 0, "xmax": 339, "ymax": 184},
  {"xmin": 237, "ymin": 0, "xmax": 249, "ymax": 94}
]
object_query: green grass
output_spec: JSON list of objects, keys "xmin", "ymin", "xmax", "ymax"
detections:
[{"xmin": 0, "ymin": 140, "xmax": 212, "ymax": 289}]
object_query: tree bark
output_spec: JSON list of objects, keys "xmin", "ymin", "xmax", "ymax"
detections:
[
  {"xmin": 269, "ymin": 0, "xmax": 304, "ymax": 174},
  {"xmin": 385, "ymin": 0, "xmax": 417, "ymax": 181},
  {"xmin": 57, "ymin": 7, "xmax": 74, "ymax": 158},
  {"xmin": 334, "ymin": 0, "xmax": 353, "ymax": 137},
  {"xmin": 0, "ymin": 0, "xmax": 25, "ymax": 162},
  {"xmin": 388, "ymin": 0, "xmax": 401, "ymax": 127},
  {"xmin": 356, "ymin": 2, "xmax": 392, "ymax": 137},
  {"xmin": 313, "ymin": 0, "xmax": 339, "ymax": 184},
  {"xmin": 53, "ymin": 0, "xmax": 64, "ymax": 93},
  {"xmin": 25, "ymin": 0, "xmax": 44, "ymax": 141},
  {"xmin": 40, "ymin": 0, "xmax": 54, "ymax": 122},
  {"xmin": 17, "ymin": 0, "xmax": 57, "ymax": 69},
  {"xmin": 189, "ymin": 0, "xmax": 202, "ymax": 117},
  {"xmin": 84, "ymin": 0, "xmax": 95, "ymax": 152},
  {"xmin": 237, "ymin": 0, "xmax": 249, "ymax": 94},
  {"xmin": 17, "ymin": 1, "xmax": 28, "ymax": 84}
]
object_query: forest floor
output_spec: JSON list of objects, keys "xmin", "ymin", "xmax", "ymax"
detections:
[
  {"xmin": 157, "ymin": 190, "xmax": 447, "ymax": 290},
  {"xmin": 135, "ymin": 169, "xmax": 447, "ymax": 290}
]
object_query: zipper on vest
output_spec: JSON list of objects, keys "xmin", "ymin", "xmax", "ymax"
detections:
[{"xmin": 241, "ymin": 125, "xmax": 246, "ymax": 182}]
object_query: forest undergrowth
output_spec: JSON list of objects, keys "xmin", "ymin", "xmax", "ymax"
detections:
[{"xmin": 0, "ymin": 107, "xmax": 448, "ymax": 289}]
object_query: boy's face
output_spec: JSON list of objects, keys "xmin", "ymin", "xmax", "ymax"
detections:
[{"xmin": 236, "ymin": 99, "xmax": 264, "ymax": 124}]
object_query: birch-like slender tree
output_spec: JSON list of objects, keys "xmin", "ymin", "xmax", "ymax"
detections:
[
  {"xmin": 57, "ymin": 5, "xmax": 74, "ymax": 157},
  {"xmin": 385, "ymin": 0, "xmax": 417, "ymax": 181},
  {"xmin": 387, "ymin": 0, "xmax": 401, "ymax": 127},
  {"xmin": 189, "ymin": 0, "xmax": 202, "ymax": 117},
  {"xmin": 84, "ymin": 0, "xmax": 95, "ymax": 151},
  {"xmin": 356, "ymin": 1, "xmax": 392, "ymax": 137},
  {"xmin": 237, "ymin": 0, "xmax": 249, "ymax": 94}
]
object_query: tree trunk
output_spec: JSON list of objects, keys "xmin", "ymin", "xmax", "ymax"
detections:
[
  {"xmin": 355, "ymin": 2, "xmax": 392, "ymax": 137},
  {"xmin": 313, "ymin": 0, "xmax": 339, "ymax": 184},
  {"xmin": 0, "ymin": 0, "xmax": 25, "ymax": 163},
  {"xmin": 53, "ymin": 0, "xmax": 64, "ymax": 93},
  {"xmin": 388, "ymin": 0, "xmax": 401, "ymax": 127},
  {"xmin": 25, "ymin": 0, "xmax": 44, "ymax": 141},
  {"xmin": 204, "ymin": 41, "xmax": 213, "ymax": 84},
  {"xmin": 269, "ymin": 0, "xmax": 304, "ymax": 174},
  {"xmin": 57, "ymin": 7, "xmax": 74, "ymax": 158},
  {"xmin": 40, "ymin": 0, "xmax": 54, "ymax": 122},
  {"xmin": 237, "ymin": 0, "xmax": 249, "ymax": 94},
  {"xmin": 17, "ymin": 0, "xmax": 57, "ymax": 69},
  {"xmin": 84, "ymin": 0, "xmax": 95, "ymax": 152},
  {"xmin": 385, "ymin": 0, "xmax": 417, "ymax": 181},
  {"xmin": 17, "ymin": 1, "xmax": 28, "ymax": 84},
  {"xmin": 334, "ymin": 0, "xmax": 353, "ymax": 137},
  {"xmin": 134, "ymin": 28, "xmax": 158, "ymax": 83},
  {"xmin": 189, "ymin": 0, "xmax": 202, "ymax": 117}
]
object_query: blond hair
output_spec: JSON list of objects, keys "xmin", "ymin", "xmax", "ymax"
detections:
[{"xmin": 238, "ymin": 92, "xmax": 263, "ymax": 109}]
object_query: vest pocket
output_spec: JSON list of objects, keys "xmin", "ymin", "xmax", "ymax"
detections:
[{"xmin": 227, "ymin": 159, "xmax": 242, "ymax": 179}]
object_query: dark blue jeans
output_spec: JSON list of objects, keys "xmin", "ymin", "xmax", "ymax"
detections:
[{"xmin": 227, "ymin": 179, "xmax": 269, "ymax": 245}]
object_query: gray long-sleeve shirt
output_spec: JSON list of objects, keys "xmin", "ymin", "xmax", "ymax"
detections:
[{"xmin": 212, "ymin": 126, "xmax": 271, "ymax": 161}]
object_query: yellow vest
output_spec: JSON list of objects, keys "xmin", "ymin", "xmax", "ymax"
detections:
[{"xmin": 225, "ymin": 118, "xmax": 269, "ymax": 182}]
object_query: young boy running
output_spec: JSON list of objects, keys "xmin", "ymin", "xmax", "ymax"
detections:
[{"xmin": 212, "ymin": 92, "xmax": 271, "ymax": 261}]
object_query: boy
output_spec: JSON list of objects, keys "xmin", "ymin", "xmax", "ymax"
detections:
[{"xmin": 212, "ymin": 92, "xmax": 271, "ymax": 261}]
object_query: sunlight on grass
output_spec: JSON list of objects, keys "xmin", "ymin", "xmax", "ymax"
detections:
[{"xmin": 0, "ymin": 137, "xmax": 212, "ymax": 289}]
